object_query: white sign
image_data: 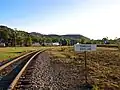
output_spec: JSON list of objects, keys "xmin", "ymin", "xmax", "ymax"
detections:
[{"xmin": 74, "ymin": 44, "xmax": 96, "ymax": 52}]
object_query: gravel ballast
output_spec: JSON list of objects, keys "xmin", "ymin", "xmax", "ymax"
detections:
[{"xmin": 25, "ymin": 52, "xmax": 87, "ymax": 90}]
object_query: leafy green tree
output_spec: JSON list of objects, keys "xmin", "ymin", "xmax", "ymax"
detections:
[
  {"xmin": 46, "ymin": 38, "xmax": 52, "ymax": 43},
  {"xmin": 66, "ymin": 39, "xmax": 70, "ymax": 45},
  {"xmin": 81, "ymin": 38, "xmax": 85, "ymax": 44},
  {"xmin": 52, "ymin": 38, "xmax": 59, "ymax": 43},
  {"xmin": 31, "ymin": 36, "xmax": 39, "ymax": 43},
  {"xmin": 24, "ymin": 36, "xmax": 32, "ymax": 46}
]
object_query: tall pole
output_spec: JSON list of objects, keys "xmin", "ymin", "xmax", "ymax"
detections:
[{"xmin": 85, "ymin": 51, "xmax": 88, "ymax": 84}]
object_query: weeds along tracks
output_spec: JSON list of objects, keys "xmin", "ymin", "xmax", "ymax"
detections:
[{"xmin": 0, "ymin": 50, "xmax": 46, "ymax": 90}]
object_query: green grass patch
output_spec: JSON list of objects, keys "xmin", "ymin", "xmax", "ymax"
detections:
[{"xmin": 0, "ymin": 47, "xmax": 43, "ymax": 61}]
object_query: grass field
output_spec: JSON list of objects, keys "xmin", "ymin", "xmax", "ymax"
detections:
[
  {"xmin": 0, "ymin": 46, "xmax": 61, "ymax": 62},
  {"xmin": 0, "ymin": 46, "xmax": 117, "ymax": 61},
  {"xmin": 47, "ymin": 46, "xmax": 120, "ymax": 90},
  {"xmin": 0, "ymin": 47, "xmax": 43, "ymax": 61},
  {"xmin": 0, "ymin": 46, "xmax": 119, "ymax": 89}
]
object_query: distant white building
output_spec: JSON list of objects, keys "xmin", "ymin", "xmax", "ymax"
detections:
[
  {"xmin": 52, "ymin": 42, "xmax": 60, "ymax": 46},
  {"xmin": 44, "ymin": 43, "xmax": 53, "ymax": 46},
  {"xmin": 0, "ymin": 43, "xmax": 5, "ymax": 47},
  {"xmin": 32, "ymin": 43, "xmax": 40, "ymax": 46}
]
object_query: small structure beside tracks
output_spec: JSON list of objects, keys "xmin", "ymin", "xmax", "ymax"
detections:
[{"xmin": 0, "ymin": 43, "xmax": 5, "ymax": 47}]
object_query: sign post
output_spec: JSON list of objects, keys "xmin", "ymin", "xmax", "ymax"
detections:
[
  {"xmin": 84, "ymin": 51, "xmax": 87, "ymax": 83},
  {"xmin": 74, "ymin": 44, "xmax": 96, "ymax": 84}
]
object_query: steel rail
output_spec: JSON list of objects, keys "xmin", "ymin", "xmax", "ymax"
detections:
[
  {"xmin": 0, "ymin": 50, "xmax": 38, "ymax": 71},
  {"xmin": 7, "ymin": 50, "xmax": 45, "ymax": 90}
]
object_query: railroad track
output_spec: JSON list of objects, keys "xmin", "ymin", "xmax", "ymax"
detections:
[
  {"xmin": 0, "ymin": 50, "xmax": 34, "ymax": 67},
  {"xmin": 0, "ymin": 50, "xmax": 45, "ymax": 90}
]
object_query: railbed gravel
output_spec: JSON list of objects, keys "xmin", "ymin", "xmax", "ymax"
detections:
[{"xmin": 24, "ymin": 52, "xmax": 87, "ymax": 90}]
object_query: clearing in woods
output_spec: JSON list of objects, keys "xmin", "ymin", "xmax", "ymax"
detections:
[{"xmin": 47, "ymin": 46, "xmax": 120, "ymax": 90}]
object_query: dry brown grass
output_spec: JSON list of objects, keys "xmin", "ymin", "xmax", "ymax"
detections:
[{"xmin": 47, "ymin": 46, "xmax": 120, "ymax": 90}]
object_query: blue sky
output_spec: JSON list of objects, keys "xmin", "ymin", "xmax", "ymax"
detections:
[{"xmin": 0, "ymin": 0, "xmax": 120, "ymax": 39}]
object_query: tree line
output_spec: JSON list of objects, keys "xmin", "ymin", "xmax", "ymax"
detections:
[
  {"xmin": 0, "ymin": 26, "xmax": 80, "ymax": 46},
  {"xmin": 0, "ymin": 25, "xmax": 118, "ymax": 47},
  {"xmin": 0, "ymin": 26, "xmax": 32, "ymax": 46}
]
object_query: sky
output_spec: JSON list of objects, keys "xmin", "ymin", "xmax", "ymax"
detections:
[{"xmin": 0, "ymin": 0, "xmax": 120, "ymax": 39}]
